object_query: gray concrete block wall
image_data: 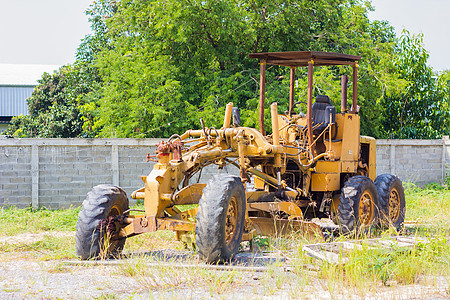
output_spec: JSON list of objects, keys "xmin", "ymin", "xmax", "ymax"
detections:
[
  {"xmin": 118, "ymin": 145, "xmax": 155, "ymax": 198},
  {"xmin": 38, "ymin": 145, "xmax": 113, "ymax": 208},
  {"xmin": 376, "ymin": 139, "xmax": 446, "ymax": 185},
  {"xmin": 0, "ymin": 146, "xmax": 32, "ymax": 207},
  {"xmin": 445, "ymin": 136, "xmax": 450, "ymax": 178},
  {"xmin": 374, "ymin": 144, "xmax": 390, "ymax": 175},
  {"xmin": 1, "ymin": 137, "xmax": 449, "ymax": 209}
]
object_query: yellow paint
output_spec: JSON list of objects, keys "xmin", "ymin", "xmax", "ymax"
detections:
[
  {"xmin": 315, "ymin": 161, "xmax": 341, "ymax": 173},
  {"xmin": 311, "ymin": 173, "xmax": 340, "ymax": 191}
]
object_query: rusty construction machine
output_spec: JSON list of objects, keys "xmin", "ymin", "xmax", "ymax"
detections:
[{"xmin": 76, "ymin": 51, "xmax": 406, "ymax": 263}]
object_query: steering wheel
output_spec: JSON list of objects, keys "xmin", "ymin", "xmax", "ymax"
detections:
[{"xmin": 290, "ymin": 101, "xmax": 307, "ymax": 115}]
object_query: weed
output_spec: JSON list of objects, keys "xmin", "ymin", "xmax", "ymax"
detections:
[
  {"xmin": 260, "ymin": 262, "xmax": 288, "ymax": 295},
  {"xmin": 405, "ymin": 183, "xmax": 450, "ymax": 233},
  {"xmin": 3, "ymin": 288, "xmax": 21, "ymax": 293},
  {"xmin": 94, "ymin": 294, "xmax": 117, "ymax": 300},
  {"xmin": 47, "ymin": 263, "xmax": 73, "ymax": 274},
  {"xmin": 197, "ymin": 268, "xmax": 243, "ymax": 296},
  {"xmin": 299, "ymin": 232, "xmax": 450, "ymax": 297},
  {"xmin": 123, "ymin": 230, "xmax": 183, "ymax": 253}
]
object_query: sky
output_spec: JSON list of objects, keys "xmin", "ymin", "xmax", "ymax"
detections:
[
  {"xmin": 368, "ymin": 0, "xmax": 450, "ymax": 71},
  {"xmin": 0, "ymin": 0, "xmax": 449, "ymax": 71},
  {"xmin": 0, "ymin": 0, "xmax": 92, "ymax": 66}
]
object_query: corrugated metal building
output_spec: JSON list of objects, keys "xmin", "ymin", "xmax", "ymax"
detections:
[{"xmin": 0, "ymin": 64, "xmax": 60, "ymax": 132}]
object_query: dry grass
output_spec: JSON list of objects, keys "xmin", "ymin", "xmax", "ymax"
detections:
[{"xmin": 0, "ymin": 184, "xmax": 448, "ymax": 298}]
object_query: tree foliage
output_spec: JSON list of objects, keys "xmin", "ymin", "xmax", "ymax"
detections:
[
  {"xmin": 381, "ymin": 32, "xmax": 450, "ymax": 138},
  {"xmin": 6, "ymin": 66, "xmax": 83, "ymax": 137},
  {"xmin": 7, "ymin": 0, "xmax": 449, "ymax": 139}
]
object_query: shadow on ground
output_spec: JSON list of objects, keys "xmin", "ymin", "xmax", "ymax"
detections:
[{"xmin": 120, "ymin": 248, "xmax": 287, "ymax": 267}]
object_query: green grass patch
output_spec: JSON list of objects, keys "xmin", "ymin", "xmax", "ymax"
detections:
[
  {"xmin": 305, "ymin": 234, "xmax": 450, "ymax": 297},
  {"xmin": 0, "ymin": 234, "xmax": 77, "ymax": 260},
  {"xmin": 405, "ymin": 183, "xmax": 450, "ymax": 233},
  {"xmin": 0, "ymin": 206, "xmax": 80, "ymax": 236}
]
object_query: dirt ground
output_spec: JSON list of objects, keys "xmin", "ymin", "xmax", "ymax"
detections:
[{"xmin": 0, "ymin": 232, "xmax": 448, "ymax": 299}]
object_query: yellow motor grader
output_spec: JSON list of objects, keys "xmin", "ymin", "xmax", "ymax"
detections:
[{"xmin": 76, "ymin": 51, "xmax": 406, "ymax": 263}]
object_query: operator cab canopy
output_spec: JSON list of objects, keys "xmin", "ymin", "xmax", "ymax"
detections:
[
  {"xmin": 248, "ymin": 51, "xmax": 361, "ymax": 67},
  {"xmin": 248, "ymin": 51, "xmax": 361, "ymax": 149}
]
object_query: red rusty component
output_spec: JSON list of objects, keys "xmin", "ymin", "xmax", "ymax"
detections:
[
  {"xmin": 157, "ymin": 141, "xmax": 171, "ymax": 154},
  {"xmin": 146, "ymin": 140, "xmax": 184, "ymax": 162},
  {"xmin": 171, "ymin": 140, "xmax": 183, "ymax": 162},
  {"xmin": 146, "ymin": 153, "xmax": 158, "ymax": 162}
]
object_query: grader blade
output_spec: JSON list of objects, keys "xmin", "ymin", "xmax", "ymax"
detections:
[{"xmin": 249, "ymin": 217, "xmax": 325, "ymax": 241}]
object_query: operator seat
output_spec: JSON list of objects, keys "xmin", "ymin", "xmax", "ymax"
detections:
[{"xmin": 312, "ymin": 95, "xmax": 335, "ymax": 134}]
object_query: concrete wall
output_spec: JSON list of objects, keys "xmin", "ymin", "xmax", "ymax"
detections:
[
  {"xmin": 1, "ymin": 137, "xmax": 449, "ymax": 209},
  {"xmin": 0, "ymin": 139, "xmax": 158, "ymax": 208},
  {"xmin": 376, "ymin": 138, "xmax": 449, "ymax": 185}
]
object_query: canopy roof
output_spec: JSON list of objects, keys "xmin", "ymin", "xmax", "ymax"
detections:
[{"xmin": 248, "ymin": 51, "xmax": 361, "ymax": 67}]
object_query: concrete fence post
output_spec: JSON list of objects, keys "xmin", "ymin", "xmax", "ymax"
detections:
[
  {"xmin": 31, "ymin": 144, "xmax": 39, "ymax": 208},
  {"xmin": 390, "ymin": 143, "xmax": 396, "ymax": 176},
  {"xmin": 443, "ymin": 136, "xmax": 449, "ymax": 182},
  {"xmin": 112, "ymin": 145, "xmax": 119, "ymax": 186}
]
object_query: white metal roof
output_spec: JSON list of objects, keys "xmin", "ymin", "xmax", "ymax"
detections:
[{"xmin": 0, "ymin": 64, "xmax": 61, "ymax": 86}]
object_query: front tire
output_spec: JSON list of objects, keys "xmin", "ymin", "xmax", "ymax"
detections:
[
  {"xmin": 195, "ymin": 175, "xmax": 246, "ymax": 263},
  {"xmin": 76, "ymin": 184, "xmax": 129, "ymax": 260},
  {"xmin": 374, "ymin": 174, "xmax": 406, "ymax": 229},
  {"xmin": 338, "ymin": 176, "xmax": 379, "ymax": 234}
]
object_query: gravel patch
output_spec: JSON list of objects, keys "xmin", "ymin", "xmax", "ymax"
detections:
[{"xmin": 0, "ymin": 232, "xmax": 448, "ymax": 299}]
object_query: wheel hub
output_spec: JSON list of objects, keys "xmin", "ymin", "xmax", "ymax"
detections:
[
  {"xmin": 359, "ymin": 191, "xmax": 374, "ymax": 225},
  {"xmin": 389, "ymin": 188, "xmax": 400, "ymax": 222},
  {"xmin": 225, "ymin": 197, "xmax": 238, "ymax": 245}
]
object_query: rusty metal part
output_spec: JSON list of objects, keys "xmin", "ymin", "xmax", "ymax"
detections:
[
  {"xmin": 172, "ymin": 183, "xmax": 206, "ymax": 205},
  {"xmin": 289, "ymin": 67, "xmax": 295, "ymax": 117},
  {"xmin": 168, "ymin": 134, "xmax": 182, "ymax": 142},
  {"xmin": 341, "ymin": 75, "xmax": 348, "ymax": 112},
  {"xmin": 359, "ymin": 191, "xmax": 375, "ymax": 225},
  {"xmin": 146, "ymin": 153, "xmax": 158, "ymax": 162},
  {"xmin": 248, "ymin": 201, "xmax": 303, "ymax": 218},
  {"xmin": 223, "ymin": 102, "xmax": 233, "ymax": 129},
  {"xmin": 157, "ymin": 141, "xmax": 171, "ymax": 154},
  {"xmin": 307, "ymin": 60, "xmax": 314, "ymax": 154},
  {"xmin": 131, "ymin": 187, "xmax": 145, "ymax": 199},
  {"xmin": 172, "ymin": 140, "xmax": 183, "ymax": 161},
  {"xmin": 119, "ymin": 216, "xmax": 195, "ymax": 238},
  {"xmin": 259, "ymin": 60, "xmax": 266, "ymax": 135},
  {"xmin": 249, "ymin": 217, "xmax": 324, "ymax": 241},
  {"xmin": 351, "ymin": 63, "xmax": 358, "ymax": 113},
  {"xmin": 225, "ymin": 196, "xmax": 238, "ymax": 245},
  {"xmin": 248, "ymin": 51, "xmax": 361, "ymax": 67},
  {"xmin": 389, "ymin": 187, "xmax": 401, "ymax": 222}
]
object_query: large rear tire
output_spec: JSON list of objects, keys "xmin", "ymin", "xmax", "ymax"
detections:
[
  {"xmin": 195, "ymin": 175, "xmax": 246, "ymax": 264},
  {"xmin": 338, "ymin": 176, "xmax": 379, "ymax": 235},
  {"xmin": 76, "ymin": 184, "xmax": 129, "ymax": 260},
  {"xmin": 374, "ymin": 174, "xmax": 406, "ymax": 229}
]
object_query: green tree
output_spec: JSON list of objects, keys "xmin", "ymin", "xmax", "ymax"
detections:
[
  {"xmin": 5, "ymin": 66, "xmax": 83, "ymax": 137},
  {"xmin": 381, "ymin": 31, "xmax": 450, "ymax": 138},
  {"xmin": 8, "ymin": 0, "xmax": 449, "ymax": 139},
  {"xmin": 92, "ymin": 0, "xmax": 402, "ymax": 137},
  {"xmin": 5, "ymin": 0, "xmax": 115, "ymax": 138}
]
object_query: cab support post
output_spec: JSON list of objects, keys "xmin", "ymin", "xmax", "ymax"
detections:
[{"xmin": 259, "ymin": 60, "xmax": 267, "ymax": 135}]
